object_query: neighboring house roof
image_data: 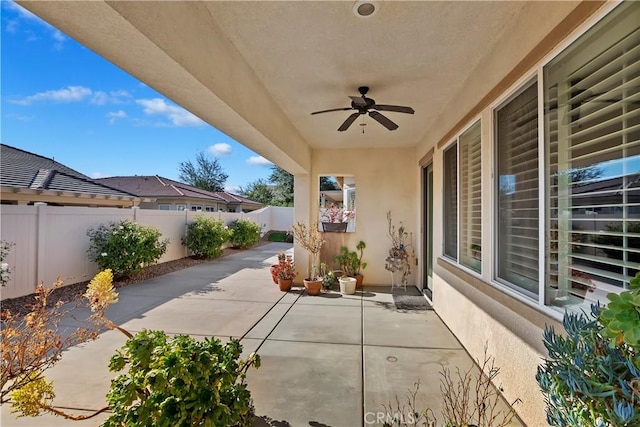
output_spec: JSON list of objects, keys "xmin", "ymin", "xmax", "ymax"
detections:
[
  {"xmin": 213, "ymin": 191, "xmax": 263, "ymax": 206},
  {"xmin": 97, "ymin": 176, "xmax": 264, "ymax": 207},
  {"xmin": 96, "ymin": 175, "xmax": 222, "ymax": 202},
  {"xmin": 0, "ymin": 144, "xmax": 138, "ymax": 199}
]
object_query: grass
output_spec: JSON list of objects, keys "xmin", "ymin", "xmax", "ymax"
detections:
[{"xmin": 267, "ymin": 231, "xmax": 290, "ymax": 242}]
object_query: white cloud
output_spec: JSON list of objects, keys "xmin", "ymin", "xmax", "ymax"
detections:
[
  {"xmin": 91, "ymin": 90, "xmax": 131, "ymax": 106},
  {"xmin": 10, "ymin": 86, "xmax": 131, "ymax": 106},
  {"xmin": 107, "ymin": 110, "xmax": 127, "ymax": 124},
  {"xmin": 4, "ymin": 1, "xmax": 67, "ymax": 48},
  {"xmin": 208, "ymin": 143, "xmax": 232, "ymax": 157},
  {"xmin": 136, "ymin": 98, "xmax": 205, "ymax": 127},
  {"xmin": 91, "ymin": 172, "xmax": 107, "ymax": 179},
  {"xmin": 224, "ymin": 184, "xmax": 241, "ymax": 193},
  {"xmin": 5, "ymin": 113, "xmax": 34, "ymax": 122},
  {"xmin": 246, "ymin": 156, "xmax": 273, "ymax": 166},
  {"xmin": 11, "ymin": 86, "xmax": 92, "ymax": 105},
  {"xmin": 6, "ymin": 19, "xmax": 18, "ymax": 34}
]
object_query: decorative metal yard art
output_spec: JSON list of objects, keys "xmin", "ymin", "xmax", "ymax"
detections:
[{"xmin": 385, "ymin": 211, "xmax": 413, "ymax": 290}]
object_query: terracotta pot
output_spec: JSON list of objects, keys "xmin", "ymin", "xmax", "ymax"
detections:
[
  {"xmin": 278, "ymin": 278, "xmax": 293, "ymax": 292},
  {"xmin": 270, "ymin": 265, "xmax": 279, "ymax": 284},
  {"xmin": 354, "ymin": 274, "xmax": 364, "ymax": 289},
  {"xmin": 304, "ymin": 278, "xmax": 322, "ymax": 296}
]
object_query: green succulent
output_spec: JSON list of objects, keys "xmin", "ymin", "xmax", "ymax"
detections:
[{"xmin": 599, "ymin": 272, "xmax": 640, "ymax": 348}]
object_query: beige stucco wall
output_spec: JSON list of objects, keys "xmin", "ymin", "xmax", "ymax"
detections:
[
  {"xmin": 414, "ymin": 3, "xmax": 610, "ymax": 426},
  {"xmin": 294, "ymin": 147, "xmax": 417, "ymax": 284}
]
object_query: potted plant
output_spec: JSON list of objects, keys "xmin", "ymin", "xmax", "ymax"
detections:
[
  {"xmin": 339, "ymin": 276, "xmax": 356, "ymax": 295},
  {"xmin": 320, "ymin": 203, "xmax": 355, "ymax": 232},
  {"xmin": 384, "ymin": 211, "xmax": 413, "ymax": 288},
  {"xmin": 276, "ymin": 255, "xmax": 296, "ymax": 292},
  {"xmin": 333, "ymin": 241, "xmax": 367, "ymax": 289},
  {"xmin": 290, "ymin": 221, "xmax": 324, "ymax": 296},
  {"xmin": 270, "ymin": 252, "xmax": 286, "ymax": 284},
  {"xmin": 320, "ymin": 263, "xmax": 338, "ymax": 291}
]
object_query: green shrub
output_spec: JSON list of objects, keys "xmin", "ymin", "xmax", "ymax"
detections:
[
  {"xmin": 182, "ymin": 215, "xmax": 232, "ymax": 259},
  {"xmin": 87, "ymin": 220, "xmax": 169, "ymax": 279},
  {"xmin": 0, "ymin": 240, "xmax": 14, "ymax": 287},
  {"xmin": 536, "ymin": 303, "xmax": 640, "ymax": 426},
  {"xmin": 229, "ymin": 219, "xmax": 261, "ymax": 249},
  {"xmin": 104, "ymin": 330, "xmax": 260, "ymax": 427}
]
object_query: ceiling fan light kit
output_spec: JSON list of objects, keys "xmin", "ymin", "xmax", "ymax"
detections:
[{"xmin": 311, "ymin": 86, "xmax": 415, "ymax": 132}]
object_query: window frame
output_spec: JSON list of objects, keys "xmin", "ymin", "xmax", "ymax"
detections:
[
  {"xmin": 440, "ymin": 118, "xmax": 484, "ymax": 278},
  {"xmin": 492, "ymin": 78, "xmax": 540, "ymax": 301}
]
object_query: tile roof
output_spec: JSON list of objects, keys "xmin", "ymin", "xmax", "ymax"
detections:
[
  {"xmin": 213, "ymin": 191, "xmax": 263, "ymax": 205},
  {"xmin": 97, "ymin": 175, "xmax": 227, "ymax": 202},
  {"xmin": 0, "ymin": 144, "xmax": 137, "ymax": 198},
  {"xmin": 97, "ymin": 176, "xmax": 264, "ymax": 206}
]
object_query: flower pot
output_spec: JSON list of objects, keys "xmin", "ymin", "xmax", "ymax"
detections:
[
  {"xmin": 354, "ymin": 274, "xmax": 364, "ymax": 289},
  {"xmin": 304, "ymin": 278, "xmax": 322, "ymax": 296},
  {"xmin": 322, "ymin": 222, "xmax": 348, "ymax": 233},
  {"xmin": 270, "ymin": 265, "xmax": 279, "ymax": 284},
  {"xmin": 339, "ymin": 277, "xmax": 356, "ymax": 295},
  {"xmin": 278, "ymin": 278, "xmax": 293, "ymax": 292}
]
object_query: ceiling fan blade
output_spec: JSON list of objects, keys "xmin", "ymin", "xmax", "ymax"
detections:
[
  {"xmin": 311, "ymin": 107, "xmax": 354, "ymax": 115},
  {"xmin": 369, "ymin": 111, "xmax": 398, "ymax": 130},
  {"xmin": 338, "ymin": 113, "xmax": 360, "ymax": 131},
  {"xmin": 374, "ymin": 104, "xmax": 415, "ymax": 114},
  {"xmin": 349, "ymin": 96, "xmax": 368, "ymax": 108}
]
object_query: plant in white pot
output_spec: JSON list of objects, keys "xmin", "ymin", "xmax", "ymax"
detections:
[{"xmin": 290, "ymin": 221, "xmax": 324, "ymax": 296}]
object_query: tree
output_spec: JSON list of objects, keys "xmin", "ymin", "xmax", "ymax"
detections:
[
  {"xmin": 320, "ymin": 176, "xmax": 339, "ymax": 191},
  {"xmin": 238, "ymin": 179, "xmax": 274, "ymax": 205},
  {"xmin": 178, "ymin": 152, "xmax": 228, "ymax": 192},
  {"xmin": 269, "ymin": 165, "xmax": 294, "ymax": 206}
]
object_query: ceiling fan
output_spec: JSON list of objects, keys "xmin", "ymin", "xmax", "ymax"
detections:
[{"xmin": 311, "ymin": 86, "xmax": 414, "ymax": 131}]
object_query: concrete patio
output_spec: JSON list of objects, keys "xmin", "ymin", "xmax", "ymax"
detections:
[{"xmin": 1, "ymin": 242, "xmax": 522, "ymax": 427}]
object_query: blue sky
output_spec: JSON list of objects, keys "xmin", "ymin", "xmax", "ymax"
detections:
[{"xmin": 1, "ymin": 1, "xmax": 273, "ymax": 192}]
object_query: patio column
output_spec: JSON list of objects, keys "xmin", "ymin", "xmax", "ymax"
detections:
[{"xmin": 293, "ymin": 173, "xmax": 311, "ymax": 283}]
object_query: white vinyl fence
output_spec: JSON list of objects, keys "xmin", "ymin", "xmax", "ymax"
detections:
[{"xmin": 0, "ymin": 205, "xmax": 292, "ymax": 300}]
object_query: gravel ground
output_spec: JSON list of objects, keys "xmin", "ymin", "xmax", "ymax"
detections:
[{"xmin": 1, "ymin": 242, "xmax": 269, "ymax": 318}]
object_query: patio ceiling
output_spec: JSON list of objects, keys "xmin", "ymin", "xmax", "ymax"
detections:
[{"xmin": 18, "ymin": 1, "xmax": 582, "ymax": 173}]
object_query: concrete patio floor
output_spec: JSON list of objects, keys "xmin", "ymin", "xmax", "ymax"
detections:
[{"xmin": 1, "ymin": 242, "xmax": 522, "ymax": 427}]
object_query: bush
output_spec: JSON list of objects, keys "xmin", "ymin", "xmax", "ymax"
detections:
[
  {"xmin": 0, "ymin": 240, "xmax": 14, "ymax": 287},
  {"xmin": 87, "ymin": 220, "xmax": 169, "ymax": 279},
  {"xmin": 104, "ymin": 330, "xmax": 260, "ymax": 427},
  {"xmin": 182, "ymin": 215, "xmax": 232, "ymax": 259},
  {"xmin": 229, "ymin": 219, "xmax": 261, "ymax": 249},
  {"xmin": 536, "ymin": 303, "xmax": 640, "ymax": 426}
]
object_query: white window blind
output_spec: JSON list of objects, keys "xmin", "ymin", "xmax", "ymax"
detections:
[
  {"xmin": 496, "ymin": 83, "xmax": 539, "ymax": 296},
  {"xmin": 460, "ymin": 121, "xmax": 482, "ymax": 272},
  {"xmin": 545, "ymin": 1, "xmax": 640, "ymax": 308},
  {"xmin": 444, "ymin": 145, "xmax": 458, "ymax": 260}
]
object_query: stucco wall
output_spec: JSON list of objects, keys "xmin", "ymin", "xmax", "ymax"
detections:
[{"xmin": 294, "ymin": 147, "xmax": 417, "ymax": 285}]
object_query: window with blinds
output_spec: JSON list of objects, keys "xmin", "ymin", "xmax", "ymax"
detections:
[
  {"xmin": 496, "ymin": 83, "xmax": 539, "ymax": 297},
  {"xmin": 460, "ymin": 121, "xmax": 482, "ymax": 272},
  {"xmin": 444, "ymin": 144, "xmax": 458, "ymax": 260},
  {"xmin": 544, "ymin": 1, "xmax": 640, "ymax": 309}
]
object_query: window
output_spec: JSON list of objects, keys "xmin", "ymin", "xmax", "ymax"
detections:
[
  {"xmin": 496, "ymin": 82, "xmax": 539, "ymax": 297},
  {"xmin": 318, "ymin": 175, "xmax": 356, "ymax": 232},
  {"xmin": 443, "ymin": 144, "xmax": 458, "ymax": 259},
  {"xmin": 177, "ymin": 204, "xmax": 186, "ymax": 211},
  {"xmin": 459, "ymin": 121, "xmax": 482, "ymax": 272},
  {"xmin": 158, "ymin": 204, "xmax": 171, "ymax": 210},
  {"xmin": 544, "ymin": 1, "xmax": 640, "ymax": 309},
  {"xmin": 191, "ymin": 205, "xmax": 203, "ymax": 212}
]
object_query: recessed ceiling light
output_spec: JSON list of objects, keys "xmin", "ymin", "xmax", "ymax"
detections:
[{"xmin": 353, "ymin": 1, "xmax": 377, "ymax": 18}]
